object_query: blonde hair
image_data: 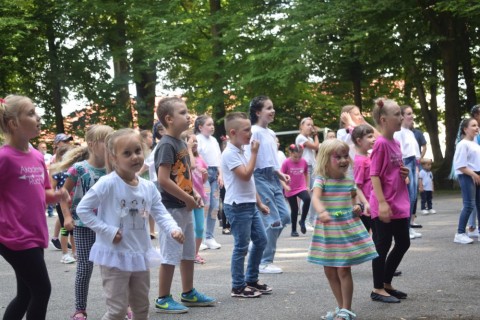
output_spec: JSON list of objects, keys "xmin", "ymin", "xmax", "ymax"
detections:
[
  {"xmin": 372, "ymin": 97, "xmax": 398, "ymax": 126},
  {"xmin": 314, "ymin": 139, "xmax": 350, "ymax": 177},
  {"xmin": 0, "ymin": 95, "xmax": 33, "ymax": 135},
  {"xmin": 180, "ymin": 129, "xmax": 199, "ymax": 157},
  {"xmin": 105, "ymin": 128, "xmax": 142, "ymax": 173},
  {"xmin": 49, "ymin": 146, "xmax": 89, "ymax": 175}
]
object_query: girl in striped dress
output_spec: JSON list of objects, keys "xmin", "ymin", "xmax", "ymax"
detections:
[{"xmin": 308, "ymin": 139, "xmax": 377, "ymax": 320}]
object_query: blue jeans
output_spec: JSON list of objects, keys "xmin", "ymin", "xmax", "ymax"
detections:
[
  {"xmin": 457, "ymin": 174, "xmax": 480, "ymax": 234},
  {"xmin": 205, "ymin": 167, "xmax": 220, "ymax": 240},
  {"xmin": 403, "ymin": 156, "xmax": 417, "ymax": 222},
  {"xmin": 224, "ymin": 203, "xmax": 267, "ymax": 289},
  {"xmin": 254, "ymin": 167, "xmax": 291, "ymax": 265}
]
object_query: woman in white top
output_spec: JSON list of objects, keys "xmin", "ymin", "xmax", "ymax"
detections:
[{"xmin": 453, "ymin": 118, "xmax": 480, "ymax": 244}]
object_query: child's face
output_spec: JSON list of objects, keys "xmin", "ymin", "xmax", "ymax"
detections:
[
  {"xmin": 464, "ymin": 119, "xmax": 479, "ymax": 139},
  {"xmin": 169, "ymin": 103, "xmax": 191, "ymax": 132},
  {"xmin": 290, "ymin": 150, "xmax": 303, "ymax": 162},
  {"xmin": 188, "ymin": 134, "xmax": 198, "ymax": 152},
  {"xmin": 422, "ymin": 161, "xmax": 432, "ymax": 171},
  {"xmin": 15, "ymin": 102, "xmax": 41, "ymax": 140},
  {"xmin": 199, "ymin": 117, "xmax": 215, "ymax": 136},
  {"xmin": 328, "ymin": 148, "xmax": 350, "ymax": 178},
  {"xmin": 256, "ymin": 99, "xmax": 275, "ymax": 126},
  {"xmin": 357, "ymin": 133, "xmax": 375, "ymax": 152},
  {"xmin": 143, "ymin": 132, "xmax": 153, "ymax": 147},
  {"xmin": 382, "ymin": 105, "xmax": 403, "ymax": 132},
  {"xmin": 300, "ymin": 118, "xmax": 314, "ymax": 135},
  {"xmin": 326, "ymin": 131, "xmax": 336, "ymax": 140},
  {"xmin": 233, "ymin": 118, "xmax": 252, "ymax": 145},
  {"xmin": 113, "ymin": 135, "xmax": 145, "ymax": 176}
]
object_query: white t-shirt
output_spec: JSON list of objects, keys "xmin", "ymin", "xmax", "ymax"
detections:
[
  {"xmin": 196, "ymin": 134, "xmax": 222, "ymax": 167},
  {"xmin": 76, "ymin": 171, "xmax": 180, "ymax": 272},
  {"xmin": 245, "ymin": 125, "xmax": 280, "ymax": 170},
  {"xmin": 221, "ymin": 142, "xmax": 257, "ymax": 205},
  {"xmin": 295, "ymin": 134, "xmax": 316, "ymax": 166},
  {"xmin": 144, "ymin": 144, "xmax": 158, "ymax": 182},
  {"xmin": 337, "ymin": 128, "xmax": 356, "ymax": 161},
  {"xmin": 394, "ymin": 127, "xmax": 421, "ymax": 159},
  {"xmin": 454, "ymin": 139, "xmax": 480, "ymax": 175}
]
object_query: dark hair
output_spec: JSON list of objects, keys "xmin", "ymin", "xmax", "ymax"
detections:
[
  {"xmin": 470, "ymin": 105, "xmax": 480, "ymax": 117},
  {"xmin": 156, "ymin": 97, "xmax": 184, "ymax": 128},
  {"xmin": 460, "ymin": 118, "xmax": 476, "ymax": 136},
  {"xmin": 351, "ymin": 124, "xmax": 374, "ymax": 146},
  {"xmin": 249, "ymin": 95, "xmax": 270, "ymax": 124},
  {"xmin": 194, "ymin": 114, "xmax": 212, "ymax": 134}
]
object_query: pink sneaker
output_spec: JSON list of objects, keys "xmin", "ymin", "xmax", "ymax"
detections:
[{"xmin": 71, "ymin": 311, "xmax": 87, "ymax": 320}]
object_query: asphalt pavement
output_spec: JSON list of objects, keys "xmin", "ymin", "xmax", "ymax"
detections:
[{"xmin": 1, "ymin": 191, "xmax": 479, "ymax": 320}]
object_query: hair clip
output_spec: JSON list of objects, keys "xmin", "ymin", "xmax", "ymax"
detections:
[
  {"xmin": 0, "ymin": 98, "xmax": 6, "ymax": 104},
  {"xmin": 377, "ymin": 100, "xmax": 384, "ymax": 108},
  {"xmin": 220, "ymin": 135, "xmax": 228, "ymax": 141},
  {"xmin": 289, "ymin": 144, "xmax": 296, "ymax": 149}
]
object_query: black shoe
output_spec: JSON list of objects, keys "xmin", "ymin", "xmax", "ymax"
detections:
[
  {"xmin": 393, "ymin": 270, "xmax": 402, "ymax": 277},
  {"xmin": 291, "ymin": 231, "xmax": 299, "ymax": 237},
  {"xmin": 50, "ymin": 238, "xmax": 61, "ymax": 250},
  {"xmin": 370, "ymin": 292, "xmax": 400, "ymax": 303},
  {"xmin": 231, "ymin": 286, "xmax": 262, "ymax": 298},
  {"xmin": 411, "ymin": 223, "xmax": 422, "ymax": 228},
  {"xmin": 299, "ymin": 220, "xmax": 306, "ymax": 234},
  {"xmin": 385, "ymin": 288, "xmax": 407, "ymax": 299},
  {"xmin": 246, "ymin": 281, "xmax": 272, "ymax": 294}
]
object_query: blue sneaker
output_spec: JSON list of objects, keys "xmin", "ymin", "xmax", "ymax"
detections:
[
  {"xmin": 180, "ymin": 288, "xmax": 216, "ymax": 307},
  {"xmin": 155, "ymin": 294, "xmax": 188, "ymax": 314}
]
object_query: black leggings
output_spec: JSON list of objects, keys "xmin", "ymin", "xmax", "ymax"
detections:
[
  {"xmin": 371, "ymin": 218, "xmax": 410, "ymax": 289},
  {"xmin": 286, "ymin": 190, "xmax": 311, "ymax": 232},
  {"xmin": 0, "ymin": 243, "xmax": 51, "ymax": 320}
]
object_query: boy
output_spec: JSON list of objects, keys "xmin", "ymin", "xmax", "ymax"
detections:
[
  {"xmin": 419, "ymin": 158, "xmax": 436, "ymax": 215},
  {"xmin": 221, "ymin": 112, "xmax": 272, "ymax": 298},
  {"xmin": 154, "ymin": 97, "xmax": 216, "ymax": 314}
]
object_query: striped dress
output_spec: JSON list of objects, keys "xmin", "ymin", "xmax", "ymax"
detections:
[{"xmin": 307, "ymin": 176, "xmax": 378, "ymax": 267}]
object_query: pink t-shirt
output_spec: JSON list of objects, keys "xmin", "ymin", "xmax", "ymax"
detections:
[
  {"xmin": 369, "ymin": 136, "xmax": 410, "ymax": 220},
  {"xmin": 0, "ymin": 145, "xmax": 51, "ymax": 250},
  {"xmin": 354, "ymin": 154, "xmax": 372, "ymax": 202},
  {"xmin": 281, "ymin": 157, "xmax": 308, "ymax": 198},
  {"xmin": 192, "ymin": 156, "xmax": 208, "ymax": 202}
]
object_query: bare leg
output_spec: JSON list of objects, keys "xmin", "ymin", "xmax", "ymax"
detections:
[
  {"xmin": 158, "ymin": 264, "xmax": 175, "ymax": 297},
  {"xmin": 337, "ymin": 267, "xmax": 353, "ymax": 310},
  {"xmin": 70, "ymin": 233, "xmax": 76, "ymax": 256},
  {"xmin": 195, "ymin": 238, "xmax": 202, "ymax": 256},
  {"xmin": 324, "ymin": 266, "xmax": 343, "ymax": 308},
  {"xmin": 180, "ymin": 260, "xmax": 194, "ymax": 293},
  {"xmin": 149, "ymin": 215, "xmax": 156, "ymax": 238}
]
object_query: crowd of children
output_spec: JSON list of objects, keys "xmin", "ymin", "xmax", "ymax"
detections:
[{"xmin": 0, "ymin": 93, "xmax": 451, "ymax": 320}]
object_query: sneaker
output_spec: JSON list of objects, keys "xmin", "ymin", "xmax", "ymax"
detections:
[
  {"xmin": 204, "ymin": 238, "xmax": 221, "ymax": 250},
  {"xmin": 454, "ymin": 233, "xmax": 474, "ymax": 244},
  {"xmin": 291, "ymin": 231, "xmax": 299, "ymax": 237},
  {"xmin": 411, "ymin": 229, "xmax": 422, "ymax": 238},
  {"xmin": 61, "ymin": 253, "xmax": 76, "ymax": 264},
  {"xmin": 306, "ymin": 221, "xmax": 315, "ymax": 232},
  {"xmin": 259, "ymin": 263, "xmax": 283, "ymax": 274},
  {"xmin": 199, "ymin": 243, "xmax": 208, "ymax": 251},
  {"xmin": 428, "ymin": 209, "xmax": 436, "ymax": 214},
  {"xmin": 194, "ymin": 254, "xmax": 206, "ymax": 264},
  {"xmin": 51, "ymin": 238, "xmax": 61, "ymax": 250},
  {"xmin": 299, "ymin": 220, "xmax": 307, "ymax": 234},
  {"xmin": 421, "ymin": 209, "xmax": 429, "ymax": 215},
  {"xmin": 231, "ymin": 286, "xmax": 262, "ymax": 298},
  {"xmin": 181, "ymin": 288, "xmax": 216, "ymax": 307},
  {"xmin": 71, "ymin": 311, "xmax": 87, "ymax": 320},
  {"xmin": 468, "ymin": 228, "xmax": 480, "ymax": 238},
  {"xmin": 155, "ymin": 295, "xmax": 189, "ymax": 314},
  {"xmin": 246, "ymin": 281, "xmax": 272, "ymax": 294}
]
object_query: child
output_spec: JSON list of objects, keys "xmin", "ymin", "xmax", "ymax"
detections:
[
  {"xmin": 308, "ymin": 139, "xmax": 378, "ymax": 320},
  {"xmin": 222, "ymin": 112, "xmax": 272, "ymax": 298},
  {"xmin": 280, "ymin": 144, "xmax": 311, "ymax": 236},
  {"xmin": 194, "ymin": 115, "xmax": 223, "ymax": 250},
  {"xmin": 76, "ymin": 129, "xmax": 184, "ymax": 320},
  {"xmin": 351, "ymin": 124, "xmax": 376, "ymax": 232},
  {"xmin": 419, "ymin": 158, "xmax": 435, "ymax": 215},
  {"xmin": 0, "ymin": 95, "xmax": 69, "ymax": 320},
  {"xmin": 60, "ymin": 124, "xmax": 114, "ymax": 320},
  {"xmin": 154, "ymin": 97, "xmax": 216, "ymax": 314},
  {"xmin": 369, "ymin": 98, "xmax": 411, "ymax": 304},
  {"xmin": 138, "ymin": 129, "xmax": 157, "ymax": 239},
  {"xmin": 182, "ymin": 130, "xmax": 209, "ymax": 264},
  {"xmin": 246, "ymin": 95, "xmax": 291, "ymax": 274}
]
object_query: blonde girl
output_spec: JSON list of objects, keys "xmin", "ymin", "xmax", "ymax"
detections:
[
  {"xmin": 369, "ymin": 98, "xmax": 410, "ymax": 304},
  {"xmin": 0, "ymin": 95, "xmax": 69, "ymax": 320},
  {"xmin": 308, "ymin": 139, "xmax": 377, "ymax": 320},
  {"xmin": 76, "ymin": 129, "xmax": 183, "ymax": 320},
  {"xmin": 60, "ymin": 124, "xmax": 114, "ymax": 320}
]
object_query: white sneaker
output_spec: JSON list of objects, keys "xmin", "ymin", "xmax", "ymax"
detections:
[
  {"xmin": 61, "ymin": 253, "xmax": 76, "ymax": 264},
  {"xmin": 409, "ymin": 228, "xmax": 422, "ymax": 239},
  {"xmin": 305, "ymin": 221, "xmax": 315, "ymax": 232},
  {"xmin": 199, "ymin": 243, "xmax": 208, "ymax": 251},
  {"xmin": 467, "ymin": 229, "xmax": 479, "ymax": 238},
  {"xmin": 454, "ymin": 233, "xmax": 474, "ymax": 244},
  {"xmin": 259, "ymin": 263, "xmax": 283, "ymax": 274},
  {"xmin": 204, "ymin": 238, "xmax": 221, "ymax": 249},
  {"xmin": 421, "ymin": 209, "xmax": 429, "ymax": 215},
  {"xmin": 428, "ymin": 209, "xmax": 436, "ymax": 214}
]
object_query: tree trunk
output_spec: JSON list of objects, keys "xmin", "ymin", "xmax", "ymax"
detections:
[
  {"xmin": 458, "ymin": 22, "xmax": 477, "ymax": 111},
  {"xmin": 46, "ymin": 18, "xmax": 64, "ymax": 133},
  {"xmin": 133, "ymin": 47, "xmax": 157, "ymax": 130}
]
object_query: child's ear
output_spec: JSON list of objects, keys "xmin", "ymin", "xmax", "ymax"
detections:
[{"xmin": 229, "ymin": 128, "xmax": 235, "ymax": 136}]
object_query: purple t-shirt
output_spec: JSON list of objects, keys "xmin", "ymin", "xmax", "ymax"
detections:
[
  {"xmin": 369, "ymin": 136, "xmax": 410, "ymax": 220},
  {"xmin": 281, "ymin": 157, "xmax": 308, "ymax": 197},
  {"xmin": 354, "ymin": 154, "xmax": 372, "ymax": 202},
  {"xmin": 0, "ymin": 145, "xmax": 51, "ymax": 250}
]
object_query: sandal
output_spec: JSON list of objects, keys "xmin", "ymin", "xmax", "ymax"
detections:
[
  {"xmin": 71, "ymin": 311, "xmax": 87, "ymax": 320},
  {"xmin": 322, "ymin": 307, "xmax": 340, "ymax": 320},
  {"xmin": 334, "ymin": 308, "xmax": 356, "ymax": 320},
  {"xmin": 194, "ymin": 254, "xmax": 206, "ymax": 264}
]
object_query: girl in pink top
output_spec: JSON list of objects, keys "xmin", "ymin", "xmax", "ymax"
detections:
[
  {"xmin": 0, "ymin": 95, "xmax": 69, "ymax": 320},
  {"xmin": 280, "ymin": 144, "xmax": 311, "ymax": 237},
  {"xmin": 369, "ymin": 98, "xmax": 410, "ymax": 304}
]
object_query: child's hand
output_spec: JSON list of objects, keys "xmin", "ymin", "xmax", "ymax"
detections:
[
  {"xmin": 363, "ymin": 203, "xmax": 371, "ymax": 216},
  {"xmin": 185, "ymin": 196, "xmax": 198, "ymax": 211},
  {"xmin": 319, "ymin": 211, "xmax": 331, "ymax": 223},
  {"xmin": 353, "ymin": 204, "xmax": 362, "ymax": 215},
  {"xmin": 278, "ymin": 172, "xmax": 290, "ymax": 184},
  {"xmin": 419, "ymin": 185, "xmax": 424, "ymax": 192},
  {"xmin": 250, "ymin": 140, "xmax": 260, "ymax": 154},
  {"xmin": 64, "ymin": 216, "xmax": 74, "ymax": 231},
  {"xmin": 378, "ymin": 201, "xmax": 392, "ymax": 223},
  {"xmin": 258, "ymin": 203, "xmax": 270, "ymax": 215},
  {"xmin": 171, "ymin": 229, "xmax": 184, "ymax": 244},
  {"xmin": 187, "ymin": 135, "xmax": 196, "ymax": 150},
  {"xmin": 113, "ymin": 230, "xmax": 122, "ymax": 244},
  {"xmin": 400, "ymin": 165, "xmax": 409, "ymax": 180},
  {"xmin": 405, "ymin": 176, "xmax": 410, "ymax": 184},
  {"xmin": 284, "ymin": 185, "xmax": 291, "ymax": 192},
  {"xmin": 217, "ymin": 175, "xmax": 224, "ymax": 189}
]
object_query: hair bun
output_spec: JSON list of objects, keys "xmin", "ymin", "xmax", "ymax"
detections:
[{"xmin": 377, "ymin": 100, "xmax": 384, "ymax": 108}]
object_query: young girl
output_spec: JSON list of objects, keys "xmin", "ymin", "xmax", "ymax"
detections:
[
  {"xmin": 351, "ymin": 124, "xmax": 376, "ymax": 232},
  {"xmin": 280, "ymin": 144, "xmax": 311, "ymax": 236},
  {"xmin": 76, "ymin": 128, "xmax": 184, "ymax": 320},
  {"xmin": 0, "ymin": 95, "xmax": 69, "ymax": 320},
  {"xmin": 308, "ymin": 139, "xmax": 378, "ymax": 320},
  {"xmin": 138, "ymin": 130, "xmax": 157, "ymax": 240},
  {"xmin": 183, "ymin": 130, "xmax": 209, "ymax": 264},
  {"xmin": 60, "ymin": 124, "xmax": 114, "ymax": 320},
  {"xmin": 369, "ymin": 98, "xmax": 410, "ymax": 304},
  {"xmin": 453, "ymin": 118, "xmax": 480, "ymax": 244},
  {"xmin": 246, "ymin": 95, "xmax": 291, "ymax": 274},
  {"xmin": 195, "ymin": 115, "xmax": 223, "ymax": 250}
]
